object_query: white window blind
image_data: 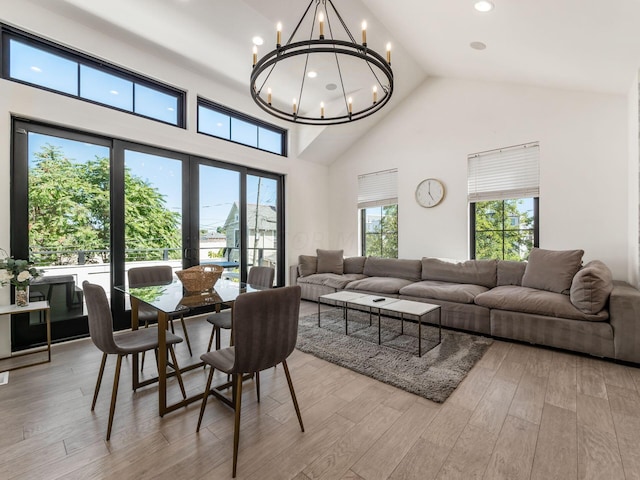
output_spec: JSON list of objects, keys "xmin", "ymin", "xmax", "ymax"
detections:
[
  {"xmin": 468, "ymin": 142, "xmax": 539, "ymax": 202},
  {"xmin": 357, "ymin": 169, "xmax": 398, "ymax": 209}
]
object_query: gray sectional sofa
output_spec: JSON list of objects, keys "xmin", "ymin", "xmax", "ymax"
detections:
[{"xmin": 290, "ymin": 248, "xmax": 640, "ymax": 364}]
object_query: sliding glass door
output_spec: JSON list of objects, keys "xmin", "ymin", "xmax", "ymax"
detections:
[
  {"xmin": 12, "ymin": 121, "xmax": 112, "ymax": 348},
  {"xmin": 11, "ymin": 119, "xmax": 285, "ymax": 349}
]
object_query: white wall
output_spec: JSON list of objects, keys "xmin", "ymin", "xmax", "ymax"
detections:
[
  {"xmin": 0, "ymin": 6, "xmax": 331, "ymax": 355},
  {"xmin": 329, "ymin": 77, "xmax": 630, "ymax": 280}
]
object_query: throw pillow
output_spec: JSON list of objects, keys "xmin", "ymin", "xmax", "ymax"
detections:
[
  {"xmin": 570, "ymin": 260, "xmax": 613, "ymax": 314},
  {"xmin": 316, "ymin": 249, "xmax": 344, "ymax": 274},
  {"xmin": 298, "ymin": 255, "xmax": 317, "ymax": 277},
  {"xmin": 521, "ymin": 247, "xmax": 584, "ymax": 294}
]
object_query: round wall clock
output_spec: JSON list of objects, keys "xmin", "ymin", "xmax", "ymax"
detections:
[{"xmin": 415, "ymin": 178, "xmax": 445, "ymax": 208}]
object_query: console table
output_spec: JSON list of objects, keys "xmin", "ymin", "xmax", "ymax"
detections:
[
  {"xmin": 318, "ymin": 293, "xmax": 441, "ymax": 357},
  {"xmin": 0, "ymin": 301, "xmax": 51, "ymax": 371}
]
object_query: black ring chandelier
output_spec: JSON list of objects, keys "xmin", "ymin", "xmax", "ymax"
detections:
[{"xmin": 250, "ymin": 0, "xmax": 394, "ymax": 126}]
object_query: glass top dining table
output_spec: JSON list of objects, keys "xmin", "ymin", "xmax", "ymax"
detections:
[{"xmin": 115, "ymin": 278, "xmax": 259, "ymax": 416}]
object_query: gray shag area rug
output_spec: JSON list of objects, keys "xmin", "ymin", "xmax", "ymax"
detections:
[{"xmin": 296, "ymin": 308, "xmax": 493, "ymax": 403}]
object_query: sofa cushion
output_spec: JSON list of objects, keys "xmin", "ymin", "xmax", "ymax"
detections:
[
  {"xmin": 497, "ymin": 260, "xmax": 527, "ymax": 286},
  {"xmin": 570, "ymin": 260, "xmax": 613, "ymax": 314},
  {"xmin": 344, "ymin": 256, "xmax": 367, "ymax": 274},
  {"xmin": 298, "ymin": 255, "xmax": 317, "ymax": 277},
  {"xmin": 363, "ymin": 257, "xmax": 422, "ymax": 282},
  {"xmin": 323, "ymin": 273, "xmax": 367, "ymax": 289},
  {"xmin": 297, "ymin": 273, "xmax": 367, "ymax": 290},
  {"xmin": 474, "ymin": 285, "xmax": 608, "ymax": 321},
  {"xmin": 316, "ymin": 249, "xmax": 344, "ymax": 274},
  {"xmin": 345, "ymin": 276, "xmax": 415, "ymax": 295},
  {"xmin": 521, "ymin": 248, "xmax": 584, "ymax": 294},
  {"xmin": 421, "ymin": 257, "xmax": 497, "ymax": 288},
  {"xmin": 399, "ymin": 280, "xmax": 489, "ymax": 304}
]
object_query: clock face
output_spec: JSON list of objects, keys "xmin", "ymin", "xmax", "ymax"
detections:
[{"xmin": 415, "ymin": 178, "xmax": 445, "ymax": 208}]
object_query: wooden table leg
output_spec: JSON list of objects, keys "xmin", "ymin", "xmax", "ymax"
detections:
[
  {"xmin": 158, "ymin": 311, "xmax": 168, "ymax": 416},
  {"xmin": 131, "ymin": 297, "xmax": 140, "ymax": 391}
]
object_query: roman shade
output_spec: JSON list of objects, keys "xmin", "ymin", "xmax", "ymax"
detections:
[
  {"xmin": 468, "ymin": 142, "xmax": 540, "ymax": 202},
  {"xmin": 357, "ymin": 168, "xmax": 398, "ymax": 208}
]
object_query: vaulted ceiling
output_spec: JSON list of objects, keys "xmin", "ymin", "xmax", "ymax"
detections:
[{"xmin": 15, "ymin": 0, "xmax": 640, "ymax": 163}]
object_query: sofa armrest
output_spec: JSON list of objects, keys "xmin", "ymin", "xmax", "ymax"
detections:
[
  {"xmin": 289, "ymin": 265, "xmax": 300, "ymax": 286},
  {"xmin": 609, "ymin": 280, "xmax": 640, "ymax": 364}
]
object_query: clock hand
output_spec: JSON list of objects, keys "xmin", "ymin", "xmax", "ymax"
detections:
[{"xmin": 429, "ymin": 192, "xmax": 434, "ymax": 200}]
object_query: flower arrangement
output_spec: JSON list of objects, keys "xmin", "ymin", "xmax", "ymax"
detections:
[{"xmin": 0, "ymin": 254, "xmax": 43, "ymax": 287}]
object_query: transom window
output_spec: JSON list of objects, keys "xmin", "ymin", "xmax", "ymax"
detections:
[
  {"xmin": 2, "ymin": 26, "xmax": 185, "ymax": 127},
  {"xmin": 197, "ymin": 98, "xmax": 287, "ymax": 156}
]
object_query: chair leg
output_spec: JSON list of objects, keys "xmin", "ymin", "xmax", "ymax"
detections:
[
  {"xmin": 232, "ymin": 372, "xmax": 243, "ymax": 478},
  {"xmin": 215, "ymin": 326, "xmax": 221, "ymax": 350},
  {"xmin": 169, "ymin": 318, "xmax": 175, "ymax": 334},
  {"xmin": 91, "ymin": 352, "xmax": 108, "ymax": 411},
  {"xmin": 282, "ymin": 359, "xmax": 304, "ymax": 432},
  {"xmin": 168, "ymin": 345, "xmax": 187, "ymax": 400},
  {"xmin": 207, "ymin": 326, "xmax": 215, "ymax": 353},
  {"xmin": 106, "ymin": 354, "xmax": 123, "ymax": 441},
  {"xmin": 255, "ymin": 371, "xmax": 260, "ymax": 403},
  {"xmin": 141, "ymin": 319, "xmax": 150, "ymax": 371},
  {"xmin": 197, "ymin": 366, "xmax": 215, "ymax": 432},
  {"xmin": 179, "ymin": 316, "xmax": 193, "ymax": 356}
]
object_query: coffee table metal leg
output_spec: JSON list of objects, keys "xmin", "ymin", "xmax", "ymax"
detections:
[
  {"xmin": 345, "ymin": 303, "xmax": 349, "ymax": 335},
  {"xmin": 418, "ymin": 313, "xmax": 422, "ymax": 357},
  {"xmin": 378, "ymin": 308, "xmax": 382, "ymax": 345},
  {"xmin": 317, "ymin": 300, "xmax": 321, "ymax": 327}
]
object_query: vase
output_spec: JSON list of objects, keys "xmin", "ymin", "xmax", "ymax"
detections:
[{"xmin": 15, "ymin": 285, "xmax": 29, "ymax": 307}]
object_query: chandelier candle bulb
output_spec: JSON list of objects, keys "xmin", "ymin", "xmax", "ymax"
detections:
[
  {"xmin": 293, "ymin": 98, "xmax": 297, "ymax": 115},
  {"xmin": 267, "ymin": 87, "xmax": 272, "ymax": 105},
  {"xmin": 386, "ymin": 42, "xmax": 391, "ymax": 64},
  {"xmin": 252, "ymin": 45, "xmax": 258, "ymax": 66},
  {"xmin": 320, "ymin": 102, "xmax": 325, "ymax": 118},
  {"xmin": 276, "ymin": 22, "xmax": 282, "ymax": 46},
  {"xmin": 319, "ymin": 12, "xmax": 324, "ymax": 38},
  {"xmin": 362, "ymin": 21, "xmax": 367, "ymax": 45},
  {"xmin": 348, "ymin": 97, "xmax": 353, "ymax": 114},
  {"xmin": 373, "ymin": 85, "xmax": 378, "ymax": 103}
]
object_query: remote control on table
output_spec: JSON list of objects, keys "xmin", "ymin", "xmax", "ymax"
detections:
[{"xmin": 373, "ymin": 298, "xmax": 385, "ymax": 302}]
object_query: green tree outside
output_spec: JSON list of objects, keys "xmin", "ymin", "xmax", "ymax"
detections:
[
  {"xmin": 474, "ymin": 199, "xmax": 534, "ymax": 260},
  {"xmin": 29, "ymin": 144, "xmax": 181, "ymax": 265},
  {"xmin": 364, "ymin": 204, "xmax": 398, "ymax": 258}
]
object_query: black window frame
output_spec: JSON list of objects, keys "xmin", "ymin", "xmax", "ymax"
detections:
[
  {"xmin": 197, "ymin": 97, "xmax": 287, "ymax": 157},
  {"xmin": 360, "ymin": 204, "xmax": 398, "ymax": 258},
  {"xmin": 470, "ymin": 197, "xmax": 539, "ymax": 260},
  {"xmin": 1, "ymin": 24, "xmax": 186, "ymax": 128}
]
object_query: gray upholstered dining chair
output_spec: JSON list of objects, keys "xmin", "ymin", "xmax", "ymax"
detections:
[
  {"xmin": 83, "ymin": 281, "xmax": 187, "ymax": 441},
  {"xmin": 196, "ymin": 285, "xmax": 304, "ymax": 478},
  {"xmin": 128, "ymin": 265, "xmax": 193, "ymax": 357},
  {"xmin": 205, "ymin": 266, "xmax": 275, "ymax": 353}
]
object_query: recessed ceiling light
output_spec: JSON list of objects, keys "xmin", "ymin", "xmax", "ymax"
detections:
[
  {"xmin": 308, "ymin": 71, "xmax": 317, "ymax": 78},
  {"xmin": 109, "ymin": 90, "xmax": 119, "ymax": 95},
  {"xmin": 30, "ymin": 66, "xmax": 42, "ymax": 72},
  {"xmin": 474, "ymin": 1, "xmax": 494, "ymax": 12},
  {"xmin": 326, "ymin": 83, "xmax": 337, "ymax": 91},
  {"xmin": 252, "ymin": 36, "xmax": 264, "ymax": 46},
  {"xmin": 470, "ymin": 41, "xmax": 487, "ymax": 50}
]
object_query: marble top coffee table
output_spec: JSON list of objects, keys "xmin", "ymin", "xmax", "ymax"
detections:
[{"xmin": 318, "ymin": 292, "xmax": 441, "ymax": 357}]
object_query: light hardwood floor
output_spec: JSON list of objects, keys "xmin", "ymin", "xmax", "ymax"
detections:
[{"xmin": 1, "ymin": 300, "xmax": 639, "ymax": 479}]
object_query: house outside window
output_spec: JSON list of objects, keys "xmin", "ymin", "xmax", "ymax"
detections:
[
  {"xmin": 468, "ymin": 142, "xmax": 540, "ymax": 260},
  {"xmin": 358, "ymin": 169, "xmax": 398, "ymax": 258}
]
